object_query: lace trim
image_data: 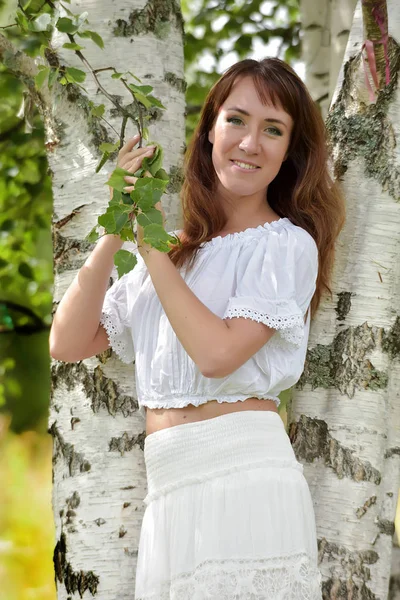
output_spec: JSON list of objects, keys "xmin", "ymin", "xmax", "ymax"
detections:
[
  {"xmin": 143, "ymin": 457, "xmax": 303, "ymax": 505},
  {"xmin": 136, "ymin": 553, "xmax": 322, "ymax": 600},
  {"xmin": 224, "ymin": 307, "xmax": 304, "ymax": 348},
  {"xmin": 99, "ymin": 311, "xmax": 134, "ymax": 364}
]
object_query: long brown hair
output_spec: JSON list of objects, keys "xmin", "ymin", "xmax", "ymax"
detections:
[{"xmin": 168, "ymin": 57, "xmax": 346, "ymax": 318}]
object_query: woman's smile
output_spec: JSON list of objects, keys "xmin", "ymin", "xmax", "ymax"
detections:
[{"xmin": 230, "ymin": 159, "xmax": 261, "ymax": 172}]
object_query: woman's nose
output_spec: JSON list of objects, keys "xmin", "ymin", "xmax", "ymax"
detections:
[{"xmin": 238, "ymin": 132, "xmax": 261, "ymax": 154}]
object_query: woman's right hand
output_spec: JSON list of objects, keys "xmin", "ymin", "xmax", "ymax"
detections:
[{"xmin": 109, "ymin": 134, "xmax": 156, "ymax": 199}]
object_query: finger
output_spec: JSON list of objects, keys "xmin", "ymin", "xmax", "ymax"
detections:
[
  {"xmin": 122, "ymin": 150, "xmax": 155, "ymax": 173},
  {"xmin": 118, "ymin": 146, "xmax": 156, "ymax": 167},
  {"xmin": 123, "ymin": 175, "xmax": 138, "ymax": 184},
  {"xmin": 118, "ymin": 134, "xmax": 141, "ymax": 160},
  {"xmin": 123, "ymin": 185, "xmax": 136, "ymax": 192},
  {"xmin": 120, "ymin": 147, "xmax": 156, "ymax": 171}
]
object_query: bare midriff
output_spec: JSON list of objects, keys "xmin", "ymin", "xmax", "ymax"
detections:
[{"xmin": 145, "ymin": 397, "xmax": 279, "ymax": 436}]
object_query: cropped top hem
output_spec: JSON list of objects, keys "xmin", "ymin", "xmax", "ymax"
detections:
[{"xmin": 138, "ymin": 394, "xmax": 281, "ymax": 417}]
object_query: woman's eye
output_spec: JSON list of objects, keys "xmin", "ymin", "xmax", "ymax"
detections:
[
  {"xmin": 265, "ymin": 127, "xmax": 282, "ymax": 136},
  {"xmin": 227, "ymin": 116, "xmax": 243, "ymax": 126}
]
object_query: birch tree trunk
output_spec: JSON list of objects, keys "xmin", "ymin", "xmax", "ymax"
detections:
[
  {"xmin": 47, "ymin": 1, "xmax": 185, "ymax": 598},
  {"xmin": 289, "ymin": 1, "xmax": 400, "ymax": 598},
  {"xmin": 300, "ymin": 0, "xmax": 357, "ymax": 117}
]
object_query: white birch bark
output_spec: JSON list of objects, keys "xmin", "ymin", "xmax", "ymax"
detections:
[
  {"xmin": 48, "ymin": 1, "xmax": 185, "ymax": 598},
  {"xmin": 289, "ymin": 1, "xmax": 400, "ymax": 597},
  {"xmin": 300, "ymin": 0, "xmax": 357, "ymax": 118}
]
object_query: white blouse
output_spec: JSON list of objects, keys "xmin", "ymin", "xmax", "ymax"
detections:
[{"xmin": 100, "ymin": 217, "xmax": 318, "ymax": 419}]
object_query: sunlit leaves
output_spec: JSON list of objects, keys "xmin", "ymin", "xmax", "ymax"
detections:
[
  {"xmin": 77, "ymin": 29, "xmax": 104, "ymax": 49},
  {"xmin": 128, "ymin": 83, "xmax": 166, "ymax": 110},
  {"xmin": 114, "ymin": 250, "xmax": 137, "ymax": 278}
]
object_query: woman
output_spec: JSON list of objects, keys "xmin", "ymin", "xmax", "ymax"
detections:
[{"xmin": 50, "ymin": 57, "xmax": 345, "ymax": 599}]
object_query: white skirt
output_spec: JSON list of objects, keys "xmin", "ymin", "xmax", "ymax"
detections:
[{"xmin": 135, "ymin": 410, "xmax": 322, "ymax": 600}]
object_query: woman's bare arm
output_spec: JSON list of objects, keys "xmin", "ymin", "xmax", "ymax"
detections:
[
  {"xmin": 49, "ymin": 234, "xmax": 123, "ymax": 362},
  {"xmin": 50, "ymin": 136, "xmax": 156, "ymax": 363}
]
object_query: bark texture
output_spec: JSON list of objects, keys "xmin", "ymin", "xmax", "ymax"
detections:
[
  {"xmin": 300, "ymin": 0, "xmax": 357, "ymax": 117},
  {"xmin": 290, "ymin": 1, "xmax": 400, "ymax": 598},
  {"xmin": 48, "ymin": 1, "xmax": 185, "ymax": 598}
]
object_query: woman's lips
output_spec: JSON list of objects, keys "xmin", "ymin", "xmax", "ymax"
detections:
[{"xmin": 230, "ymin": 159, "xmax": 261, "ymax": 172}]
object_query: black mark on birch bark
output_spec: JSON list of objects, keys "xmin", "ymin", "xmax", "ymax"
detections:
[
  {"xmin": 113, "ymin": 0, "xmax": 184, "ymax": 39},
  {"xmin": 51, "ymin": 361, "xmax": 139, "ymax": 417},
  {"xmin": 49, "ymin": 422, "xmax": 91, "ymax": 477},
  {"xmin": 318, "ymin": 538, "xmax": 378, "ymax": 599},
  {"xmin": 298, "ymin": 322, "xmax": 388, "ymax": 396},
  {"xmin": 289, "ymin": 415, "xmax": 381, "ymax": 483},
  {"xmin": 356, "ymin": 495, "xmax": 377, "ymax": 519},
  {"xmin": 109, "ymin": 431, "xmax": 146, "ymax": 454},
  {"xmin": 336, "ymin": 291, "xmax": 353, "ymax": 321},
  {"xmin": 53, "ymin": 532, "xmax": 99, "ymax": 596}
]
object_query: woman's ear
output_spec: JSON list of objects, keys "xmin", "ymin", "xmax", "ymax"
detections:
[{"xmin": 208, "ymin": 127, "xmax": 215, "ymax": 145}]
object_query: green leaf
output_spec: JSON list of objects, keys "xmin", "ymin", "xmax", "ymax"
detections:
[
  {"xmin": 65, "ymin": 67, "xmax": 86, "ymax": 83},
  {"xmin": 111, "ymin": 72, "xmax": 124, "ymax": 79},
  {"xmin": 78, "ymin": 30, "xmax": 104, "ymax": 49},
  {"xmin": 99, "ymin": 142, "xmax": 119, "ymax": 153},
  {"xmin": 85, "ymin": 225, "xmax": 100, "ymax": 243},
  {"xmin": 118, "ymin": 225, "xmax": 136, "ymax": 243},
  {"xmin": 98, "ymin": 210, "xmax": 116, "ymax": 233},
  {"xmin": 114, "ymin": 207, "xmax": 130, "ymax": 233},
  {"xmin": 147, "ymin": 94, "xmax": 165, "ymax": 109},
  {"xmin": 114, "ymin": 250, "xmax": 137, "ymax": 278},
  {"xmin": 56, "ymin": 17, "xmax": 79, "ymax": 34},
  {"xmin": 106, "ymin": 166, "xmax": 133, "ymax": 192},
  {"xmin": 129, "ymin": 84, "xmax": 153, "ymax": 95},
  {"xmin": 109, "ymin": 189, "xmax": 123, "ymax": 205},
  {"xmin": 142, "ymin": 145, "xmax": 163, "ymax": 177},
  {"xmin": 154, "ymin": 168, "xmax": 169, "ymax": 181},
  {"xmin": 90, "ymin": 103, "xmax": 105, "ymax": 118},
  {"xmin": 62, "ymin": 42, "xmax": 85, "ymax": 51},
  {"xmin": 95, "ymin": 151, "xmax": 111, "ymax": 173},
  {"xmin": 142, "ymin": 224, "xmax": 175, "ymax": 252},
  {"xmin": 48, "ymin": 67, "xmax": 59, "ymax": 88},
  {"xmin": 137, "ymin": 207, "xmax": 163, "ymax": 227},
  {"xmin": 35, "ymin": 67, "xmax": 50, "ymax": 90},
  {"xmin": 131, "ymin": 90, "xmax": 152, "ymax": 109},
  {"xmin": 15, "ymin": 10, "xmax": 29, "ymax": 32}
]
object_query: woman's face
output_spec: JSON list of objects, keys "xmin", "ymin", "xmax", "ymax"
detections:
[{"xmin": 208, "ymin": 76, "xmax": 293, "ymax": 201}]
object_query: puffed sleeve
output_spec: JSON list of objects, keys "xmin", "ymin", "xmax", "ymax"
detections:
[
  {"xmin": 222, "ymin": 227, "xmax": 318, "ymax": 348},
  {"xmin": 99, "ymin": 249, "xmax": 148, "ymax": 363}
]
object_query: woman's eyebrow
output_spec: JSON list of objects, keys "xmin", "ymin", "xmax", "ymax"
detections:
[{"xmin": 226, "ymin": 106, "xmax": 288, "ymax": 128}]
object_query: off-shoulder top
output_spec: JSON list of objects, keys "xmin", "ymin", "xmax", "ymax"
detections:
[{"xmin": 99, "ymin": 217, "xmax": 319, "ymax": 419}]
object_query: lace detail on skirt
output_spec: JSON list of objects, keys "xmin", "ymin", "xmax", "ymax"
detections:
[{"xmin": 135, "ymin": 553, "xmax": 322, "ymax": 600}]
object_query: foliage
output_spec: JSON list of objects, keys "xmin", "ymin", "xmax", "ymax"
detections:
[
  {"xmin": 0, "ymin": 416, "xmax": 56, "ymax": 600},
  {"xmin": 182, "ymin": 0, "xmax": 300, "ymax": 138}
]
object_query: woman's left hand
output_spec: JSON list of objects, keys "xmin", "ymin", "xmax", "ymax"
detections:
[{"xmin": 123, "ymin": 165, "xmax": 166, "ymax": 259}]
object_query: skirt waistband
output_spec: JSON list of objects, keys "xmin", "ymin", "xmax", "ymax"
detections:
[{"xmin": 143, "ymin": 410, "xmax": 303, "ymax": 505}]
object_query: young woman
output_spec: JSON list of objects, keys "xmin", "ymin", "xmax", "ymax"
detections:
[{"xmin": 50, "ymin": 57, "xmax": 345, "ymax": 599}]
